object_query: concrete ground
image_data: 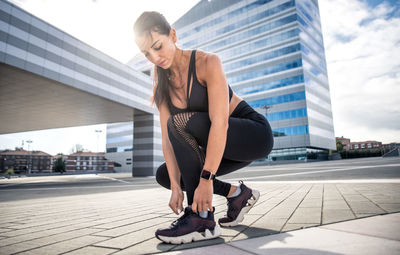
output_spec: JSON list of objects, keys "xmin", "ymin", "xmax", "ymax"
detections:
[{"xmin": 0, "ymin": 157, "xmax": 399, "ymax": 254}]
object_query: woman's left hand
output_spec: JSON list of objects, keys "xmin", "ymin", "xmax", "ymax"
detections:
[{"xmin": 192, "ymin": 179, "xmax": 213, "ymax": 213}]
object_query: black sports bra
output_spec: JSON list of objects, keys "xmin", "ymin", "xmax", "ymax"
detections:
[{"xmin": 168, "ymin": 50, "xmax": 233, "ymax": 115}]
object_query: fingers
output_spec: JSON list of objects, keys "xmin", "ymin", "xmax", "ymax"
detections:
[
  {"xmin": 169, "ymin": 202, "xmax": 178, "ymax": 215},
  {"xmin": 197, "ymin": 202, "xmax": 204, "ymax": 212},
  {"xmin": 192, "ymin": 201, "xmax": 198, "ymax": 213},
  {"xmin": 178, "ymin": 197, "xmax": 184, "ymax": 213},
  {"xmin": 193, "ymin": 200, "xmax": 213, "ymax": 213}
]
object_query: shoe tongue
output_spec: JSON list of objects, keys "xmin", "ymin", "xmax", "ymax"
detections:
[
  {"xmin": 227, "ymin": 196, "xmax": 236, "ymax": 202},
  {"xmin": 184, "ymin": 207, "xmax": 193, "ymax": 214}
]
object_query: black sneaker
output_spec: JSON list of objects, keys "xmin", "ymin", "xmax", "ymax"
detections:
[
  {"xmin": 155, "ymin": 207, "xmax": 221, "ymax": 244},
  {"xmin": 218, "ymin": 180, "xmax": 260, "ymax": 227}
]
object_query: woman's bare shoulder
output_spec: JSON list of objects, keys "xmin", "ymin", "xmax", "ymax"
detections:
[{"xmin": 194, "ymin": 50, "xmax": 222, "ymax": 85}]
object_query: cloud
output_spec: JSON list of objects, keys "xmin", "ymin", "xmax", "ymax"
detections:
[{"xmin": 319, "ymin": 0, "xmax": 400, "ymax": 143}]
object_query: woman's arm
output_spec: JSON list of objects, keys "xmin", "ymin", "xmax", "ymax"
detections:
[
  {"xmin": 153, "ymin": 67, "xmax": 183, "ymax": 214},
  {"xmin": 158, "ymin": 101, "xmax": 181, "ymax": 189},
  {"xmin": 202, "ymin": 53, "xmax": 230, "ymax": 175},
  {"xmin": 192, "ymin": 53, "xmax": 230, "ymax": 213}
]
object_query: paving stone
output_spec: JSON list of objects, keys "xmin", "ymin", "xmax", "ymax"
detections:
[
  {"xmin": 342, "ymin": 194, "xmax": 370, "ymax": 201},
  {"xmin": 287, "ymin": 207, "xmax": 321, "ymax": 224},
  {"xmin": 0, "ymin": 228, "xmax": 15, "ymax": 234},
  {"xmin": 94, "ymin": 221, "xmax": 171, "ymax": 249},
  {"xmin": 322, "ymin": 209, "xmax": 355, "ymax": 224},
  {"xmin": 0, "ymin": 240, "xmax": 39, "ymax": 255},
  {"xmin": 220, "ymin": 214, "xmax": 261, "ymax": 237},
  {"xmin": 111, "ymin": 237, "xmax": 175, "ymax": 255},
  {"xmin": 170, "ymin": 235, "xmax": 230, "ymax": 251},
  {"xmin": 0, "ymin": 227, "xmax": 101, "ymax": 247},
  {"xmin": 0, "ymin": 217, "xmax": 96, "ymax": 237},
  {"xmin": 378, "ymin": 203, "xmax": 400, "ymax": 213},
  {"xmin": 355, "ymin": 213, "xmax": 382, "ymax": 218},
  {"xmin": 164, "ymin": 243, "xmax": 253, "ymax": 255},
  {"xmin": 93, "ymin": 213, "xmax": 163, "ymax": 229},
  {"xmin": 63, "ymin": 246, "xmax": 119, "ymax": 255},
  {"xmin": 336, "ymin": 186, "xmax": 359, "ymax": 195},
  {"xmin": 230, "ymin": 225, "xmax": 400, "ymax": 255},
  {"xmin": 233, "ymin": 217, "xmax": 286, "ymax": 241},
  {"xmin": 321, "ymin": 213, "xmax": 400, "ymax": 241},
  {"xmin": 0, "ymin": 221, "xmax": 104, "ymax": 245},
  {"xmin": 16, "ymin": 235, "xmax": 109, "ymax": 255},
  {"xmin": 247, "ymin": 201, "xmax": 278, "ymax": 215},
  {"xmin": 323, "ymin": 199, "xmax": 350, "ymax": 210},
  {"xmin": 368, "ymin": 198, "xmax": 400, "ymax": 204},
  {"xmin": 92, "ymin": 217, "xmax": 171, "ymax": 237},
  {"xmin": 265, "ymin": 206, "xmax": 297, "ymax": 218},
  {"xmin": 347, "ymin": 201, "xmax": 386, "ymax": 214},
  {"xmin": 298, "ymin": 198, "xmax": 322, "ymax": 208},
  {"xmin": 281, "ymin": 223, "xmax": 319, "ymax": 232}
]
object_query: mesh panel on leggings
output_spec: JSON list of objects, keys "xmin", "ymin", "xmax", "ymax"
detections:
[{"xmin": 168, "ymin": 112, "xmax": 205, "ymax": 168}]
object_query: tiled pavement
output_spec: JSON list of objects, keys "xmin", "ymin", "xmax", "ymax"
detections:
[{"xmin": 1, "ymin": 182, "xmax": 400, "ymax": 254}]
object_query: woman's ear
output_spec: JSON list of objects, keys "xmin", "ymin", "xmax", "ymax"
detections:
[{"xmin": 170, "ymin": 28, "xmax": 178, "ymax": 43}]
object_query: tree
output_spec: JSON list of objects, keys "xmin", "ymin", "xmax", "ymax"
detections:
[
  {"xmin": 69, "ymin": 144, "xmax": 85, "ymax": 154},
  {"xmin": 336, "ymin": 141, "xmax": 344, "ymax": 152},
  {"xmin": 53, "ymin": 157, "xmax": 66, "ymax": 173}
]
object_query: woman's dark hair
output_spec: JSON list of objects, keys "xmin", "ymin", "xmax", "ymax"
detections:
[{"xmin": 134, "ymin": 11, "xmax": 172, "ymax": 109}]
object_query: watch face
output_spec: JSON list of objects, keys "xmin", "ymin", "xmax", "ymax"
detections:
[{"xmin": 201, "ymin": 170, "xmax": 212, "ymax": 179}]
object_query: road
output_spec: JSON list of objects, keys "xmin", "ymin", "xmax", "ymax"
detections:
[{"xmin": 0, "ymin": 157, "xmax": 399, "ymax": 202}]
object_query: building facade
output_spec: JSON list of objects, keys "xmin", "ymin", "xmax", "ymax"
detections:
[
  {"xmin": 0, "ymin": 0, "xmax": 162, "ymax": 176},
  {"xmin": 350, "ymin": 141, "xmax": 382, "ymax": 150},
  {"xmin": 129, "ymin": 0, "xmax": 336, "ymax": 161},
  {"xmin": 105, "ymin": 122, "xmax": 134, "ymax": 172},
  {"xmin": 382, "ymin": 143, "xmax": 400, "ymax": 152},
  {"xmin": 0, "ymin": 148, "xmax": 52, "ymax": 174},
  {"xmin": 66, "ymin": 152, "xmax": 114, "ymax": 172},
  {"xmin": 336, "ymin": 136, "xmax": 351, "ymax": 151}
]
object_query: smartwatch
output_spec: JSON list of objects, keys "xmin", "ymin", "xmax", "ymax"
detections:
[{"xmin": 200, "ymin": 169, "xmax": 216, "ymax": 180}]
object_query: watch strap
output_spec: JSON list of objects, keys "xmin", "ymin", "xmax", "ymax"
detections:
[{"xmin": 200, "ymin": 169, "xmax": 215, "ymax": 180}]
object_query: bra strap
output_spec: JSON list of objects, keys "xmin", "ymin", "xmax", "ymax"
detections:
[{"xmin": 186, "ymin": 50, "xmax": 196, "ymax": 107}]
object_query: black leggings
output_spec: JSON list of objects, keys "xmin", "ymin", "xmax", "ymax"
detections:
[{"xmin": 156, "ymin": 100, "xmax": 274, "ymax": 205}]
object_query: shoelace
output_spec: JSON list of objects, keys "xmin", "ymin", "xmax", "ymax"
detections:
[
  {"xmin": 224, "ymin": 197, "xmax": 237, "ymax": 218},
  {"xmin": 225, "ymin": 186, "xmax": 245, "ymax": 218},
  {"xmin": 169, "ymin": 209, "xmax": 192, "ymax": 228}
]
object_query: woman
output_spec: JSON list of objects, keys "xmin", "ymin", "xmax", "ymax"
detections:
[{"xmin": 134, "ymin": 11, "xmax": 273, "ymax": 244}]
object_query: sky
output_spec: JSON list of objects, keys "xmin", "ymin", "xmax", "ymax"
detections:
[{"xmin": 0, "ymin": 0, "xmax": 399, "ymax": 155}]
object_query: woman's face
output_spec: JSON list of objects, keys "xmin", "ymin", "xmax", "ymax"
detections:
[{"xmin": 135, "ymin": 29, "xmax": 177, "ymax": 69}]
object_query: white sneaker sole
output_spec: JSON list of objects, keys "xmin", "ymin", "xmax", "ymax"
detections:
[
  {"xmin": 156, "ymin": 225, "xmax": 221, "ymax": 244},
  {"xmin": 219, "ymin": 189, "xmax": 260, "ymax": 227}
]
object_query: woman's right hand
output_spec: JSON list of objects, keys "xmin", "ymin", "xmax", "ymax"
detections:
[{"xmin": 169, "ymin": 186, "xmax": 184, "ymax": 215}]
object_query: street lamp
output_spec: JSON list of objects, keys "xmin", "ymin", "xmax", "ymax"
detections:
[
  {"xmin": 26, "ymin": 140, "xmax": 32, "ymax": 174},
  {"xmin": 95, "ymin": 130, "xmax": 102, "ymax": 152}
]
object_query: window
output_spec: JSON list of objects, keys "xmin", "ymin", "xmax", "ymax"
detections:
[{"xmin": 107, "ymin": 147, "xmax": 117, "ymax": 153}]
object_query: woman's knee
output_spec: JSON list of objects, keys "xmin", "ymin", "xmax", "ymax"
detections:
[
  {"xmin": 155, "ymin": 163, "xmax": 170, "ymax": 190},
  {"xmin": 262, "ymin": 123, "xmax": 274, "ymax": 157}
]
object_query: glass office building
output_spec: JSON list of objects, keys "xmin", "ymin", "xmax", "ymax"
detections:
[
  {"xmin": 128, "ymin": 0, "xmax": 336, "ymax": 161},
  {"xmin": 105, "ymin": 122, "xmax": 134, "ymax": 172}
]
